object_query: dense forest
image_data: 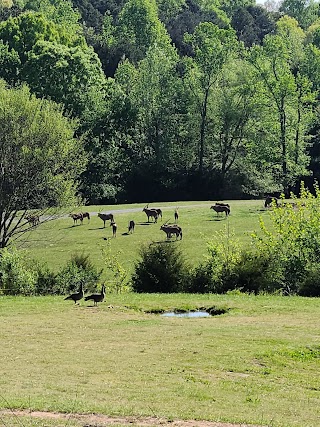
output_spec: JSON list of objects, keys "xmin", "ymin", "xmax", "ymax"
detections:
[{"xmin": 1, "ymin": 0, "xmax": 320, "ymax": 203}]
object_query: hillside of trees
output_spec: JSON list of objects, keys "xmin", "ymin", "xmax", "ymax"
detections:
[{"xmin": 1, "ymin": 0, "xmax": 320, "ymax": 204}]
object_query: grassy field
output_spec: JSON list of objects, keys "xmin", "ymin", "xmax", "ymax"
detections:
[
  {"xmin": 0, "ymin": 293, "xmax": 319, "ymax": 427},
  {"xmin": 18, "ymin": 200, "xmax": 270, "ymax": 283}
]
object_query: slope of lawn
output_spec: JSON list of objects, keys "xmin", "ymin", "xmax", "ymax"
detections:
[{"xmin": 18, "ymin": 200, "xmax": 269, "ymax": 281}]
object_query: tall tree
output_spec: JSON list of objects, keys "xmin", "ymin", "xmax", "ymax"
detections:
[
  {"xmin": 183, "ymin": 22, "xmax": 238, "ymax": 175},
  {"xmin": 0, "ymin": 80, "xmax": 86, "ymax": 248},
  {"xmin": 279, "ymin": 0, "xmax": 319, "ymax": 29},
  {"xmin": 247, "ymin": 17, "xmax": 314, "ymax": 193},
  {"xmin": 116, "ymin": 0, "xmax": 172, "ymax": 63}
]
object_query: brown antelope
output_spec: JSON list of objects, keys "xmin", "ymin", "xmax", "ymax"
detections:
[
  {"xmin": 81, "ymin": 212, "xmax": 90, "ymax": 221},
  {"xmin": 128, "ymin": 220, "xmax": 135, "ymax": 233},
  {"xmin": 110, "ymin": 221, "xmax": 117, "ymax": 237},
  {"xmin": 98, "ymin": 212, "xmax": 114, "ymax": 227},
  {"xmin": 160, "ymin": 223, "xmax": 182, "ymax": 240},
  {"xmin": 69, "ymin": 213, "xmax": 83, "ymax": 225},
  {"xmin": 26, "ymin": 214, "xmax": 40, "ymax": 226},
  {"xmin": 210, "ymin": 204, "xmax": 230, "ymax": 216},
  {"xmin": 142, "ymin": 206, "xmax": 158, "ymax": 223}
]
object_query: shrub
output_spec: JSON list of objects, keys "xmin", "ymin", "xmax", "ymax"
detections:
[
  {"xmin": 55, "ymin": 252, "xmax": 102, "ymax": 294},
  {"xmin": 299, "ymin": 265, "xmax": 320, "ymax": 297},
  {"xmin": 131, "ymin": 242, "xmax": 189, "ymax": 293},
  {"xmin": 34, "ymin": 263, "xmax": 58, "ymax": 295},
  {"xmin": 0, "ymin": 247, "xmax": 37, "ymax": 295}
]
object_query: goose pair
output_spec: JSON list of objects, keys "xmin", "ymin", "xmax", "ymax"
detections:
[{"xmin": 64, "ymin": 284, "xmax": 105, "ymax": 306}]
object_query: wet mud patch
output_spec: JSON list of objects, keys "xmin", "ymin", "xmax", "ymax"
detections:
[{"xmin": 146, "ymin": 305, "xmax": 230, "ymax": 317}]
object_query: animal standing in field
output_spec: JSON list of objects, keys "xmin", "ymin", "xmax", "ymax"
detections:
[
  {"xmin": 64, "ymin": 283, "xmax": 84, "ymax": 304},
  {"xmin": 264, "ymin": 196, "xmax": 279, "ymax": 208},
  {"xmin": 142, "ymin": 206, "xmax": 159, "ymax": 223},
  {"xmin": 26, "ymin": 214, "xmax": 40, "ymax": 226},
  {"xmin": 128, "ymin": 220, "xmax": 135, "ymax": 233},
  {"xmin": 174, "ymin": 208, "xmax": 179, "ymax": 222},
  {"xmin": 110, "ymin": 221, "xmax": 117, "ymax": 237},
  {"xmin": 154, "ymin": 208, "xmax": 162, "ymax": 220},
  {"xmin": 210, "ymin": 204, "xmax": 230, "ymax": 216},
  {"xmin": 98, "ymin": 212, "xmax": 114, "ymax": 227},
  {"xmin": 69, "ymin": 213, "xmax": 83, "ymax": 225},
  {"xmin": 85, "ymin": 284, "xmax": 105, "ymax": 306},
  {"xmin": 160, "ymin": 224, "xmax": 183, "ymax": 240},
  {"xmin": 81, "ymin": 212, "xmax": 90, "ymax": 222}
]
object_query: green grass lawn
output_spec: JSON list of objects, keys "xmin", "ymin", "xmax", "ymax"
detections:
[
  {"xmin": 0, "ymin": 293, "xmax": 319, "ymax": 427},
  {"xmin": 18, "ymin": 200, "xmax": 270, "ymax": 282}
]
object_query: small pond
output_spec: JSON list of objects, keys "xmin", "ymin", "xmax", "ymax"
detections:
[{"xmin": 161, "ymin": 311, "xmax": 210, "ymax": 318}]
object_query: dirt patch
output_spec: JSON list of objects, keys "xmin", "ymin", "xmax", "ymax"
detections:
[{"xmin": 0, "ymin": 410, "xmax": 265, "ymax": 427}]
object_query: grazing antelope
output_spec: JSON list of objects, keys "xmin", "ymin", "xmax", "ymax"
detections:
[
  {"xmin": 174, "ymin": 208, "xmax": 179, "ymax": 222},
  {"xmin": 69, "ymin": 213, "xmax": 83, "ymax": 225},
  {"xmin": 110, "ymin": 221, "xmax": 117, "ymax": 237},
  {"xmin": 210, "ymin": 204, "xmax": 230, "ymax": 216},
  {"xmin": 81, "ymin": 212, "xmax": 90, "ymax": 221},
  {"xmin": 26, "ymin": 214, "xmax": 40, "ymax": 226},
  {"xmin": 142, "ymin": 206, "xmax": 158, "ymax": 223},
  {"xmin": 98, "ymin": 212, "xmax": 114, "ymax": 227},
  {"xmin": 128, "ymin": 220, "xmax": 135, "ymax": 234},
  {"xmin": 264, "ymin": 196, "xmax": 279, "ymax": 208},
  {"xmin": 160, "ymin": 223, "xmax": 182, "ymax": 240}
]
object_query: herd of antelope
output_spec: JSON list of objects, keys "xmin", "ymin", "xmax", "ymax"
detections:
[{"xmin": 26, "ymin": 196, "xmax": 290, "ymax": 241}]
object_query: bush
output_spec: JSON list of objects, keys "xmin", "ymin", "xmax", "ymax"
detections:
[
  {"xmin": 131, "ymin": 242, "xmax": 189, "ymax": 293},
  {"xmin": 299, "ymin": 265, "xmax": 320, "ymax": 297},
  {"xmin": 0, "ymin": 248, "xmax": 37, "ymax": 295},
  {"xmin": 34, "ymin": 263, "xmax": 58, "ymax": 295},
  {"xmin": 55, "ymin": 252, "xmax": 102, "ymax": 295}
]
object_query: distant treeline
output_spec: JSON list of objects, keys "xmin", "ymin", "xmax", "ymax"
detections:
[{"xmin": 1, "ymin": 0, "xmax": 320, "ymax": 203}]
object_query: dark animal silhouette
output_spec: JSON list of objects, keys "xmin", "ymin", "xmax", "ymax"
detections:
[
  {"xmin": 142, "ymin": 206, "xmax": 158, "ymax": 223},
  {"xmin": 98, "ymin": 212, "xmax": 114, "ymax": 227},
  {"xmin": 85, "ymin": 284, "xmax": 105, "ymax": 306},
  {"xmin": 160, "ymin": 224, "xmax": 182, "ymax": 240},
  {"xmin": 81, "ymin": 212, "xmax": 90, "ymax": 221},
  {"xmin": 110, "ymin": 221, "xmax": 117, "ymax": 237},
  {"xmin": 69, "ymin": 213, "xmax": 83, "ymax": 225},
  {"xmin": 64, "ymin": 283, "xmax": 84, "ymax": 304},
  {"xmin": 154, "ymin": 208, "xmax": 162, "ymax": 219},
  {"xmin": 26, "ymin": 214, "xmax": 40, "ymax": 226},
  {"xmin": 265, "ymin": 196, "xmax": 279, "ymax": 208},
  {"xmin": 174, "ymin": 208, "xmax": 179, "ymax": 222},
  {"xmin": 128, "ymin": 220, "xmax": 135, "ymax": 233},
  {"xmin": 210, "ymin": 204, "xmax": 230, "ymax": 216}
]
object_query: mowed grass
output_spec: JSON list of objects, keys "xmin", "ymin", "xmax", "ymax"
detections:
[
  {"xmin": 0, "ymin": 293, "xmax": 319, "ymax": 427},
  {"xmin": 18, "ymin": 200, "xmax": 269, "ymax": 281}
]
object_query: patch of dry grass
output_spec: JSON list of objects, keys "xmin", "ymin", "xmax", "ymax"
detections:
[{"xmin": 0, "ymin": 294, "xmax": 319, "ymax": 427}]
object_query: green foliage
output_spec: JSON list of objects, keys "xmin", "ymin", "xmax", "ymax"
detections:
[
  {"xmin": 0, "ymin": 39, "xmax": 20, "ymax": 84},
  {"xmin": 132, "ymin": 242, "xmax": 189, "ymax": 292},
  {"xmin": 0, "ymin": 247, "xmax": 37, "ymax": 295},
  {"xmin": 116, "ymin": 0, "xmax": 172, "ymax": 62},
  {"xmin": 55, "ymin": 252, "xmax": 102, "ymax": 294},
  {"xmin": 24, "ymin": 40, "xmax": 107, "ymax": 117},
  {"xmin": 103, "ymin": 241, "xmax": 130, "ymax": 293},
  {"xmin": 0, "ymin": 80, "xmax": 86, "ymax": 247},
  {"xmin": 251, "ymin": 183, "xmax": 320, "ymax": 294}
]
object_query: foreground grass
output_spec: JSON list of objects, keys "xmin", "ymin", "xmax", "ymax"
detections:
[
  {"xmin": 18, "ymin": 200, "xmax": 269, "ymax": 281},
  {"xmin": 0, "ymin": 294, "xmax": 319, "ymax": 427}
]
